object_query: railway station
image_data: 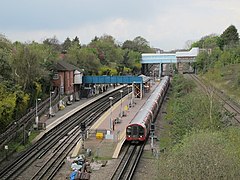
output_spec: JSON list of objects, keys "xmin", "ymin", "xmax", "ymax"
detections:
[
  {"xmin": 30, "ymin": 74, "xmax": 162, "ymax": 178},
  {"xmin": 0, "ymin": 58, "xmax": 168, "ymax": 179}
]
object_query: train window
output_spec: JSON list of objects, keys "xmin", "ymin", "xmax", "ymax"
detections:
[
  {"xmin": 126, "ymin": 126, "xmax": 132, "ymax": 135},
  {"xmin": 139, "ymin": 126, "xmax": 144, "ymax": 136},
  {"xmin": 132, "ymin": 126, "xmax": 138, "ymax": 135}
]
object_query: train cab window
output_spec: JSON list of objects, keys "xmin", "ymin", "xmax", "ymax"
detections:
[
  {"xmin": 139, "ymin": 126, "xmax": 144, "ymax": 136},
  {"xmin": 126, "ymin": 126, "xmax": 132, "ymax": 135},
  {"xmin": 132, "ymin": 126, "xmax": 138, "ymax": 135}
]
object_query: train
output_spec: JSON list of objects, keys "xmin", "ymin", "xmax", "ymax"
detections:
[{"xmin": 126, "ymin": 76, "xmax": 170, "ymax": 142}]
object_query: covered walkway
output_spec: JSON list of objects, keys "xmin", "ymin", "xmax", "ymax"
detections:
[{"xmin": 141, "ymin": 47, "xmax": 199, "ymax": 76}]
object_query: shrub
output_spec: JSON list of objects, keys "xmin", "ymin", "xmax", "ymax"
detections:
[{"xmin": 158, "ymin": 130, "xmax": 240, "ymax": 179}]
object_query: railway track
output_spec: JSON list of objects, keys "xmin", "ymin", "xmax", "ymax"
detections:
[
  {"xmin": 0, "ymin": 86, "xmax": 130, "ymax": 179},
  {"xmin": 110, "ymin": 143, "xmax": 145, "ymax": 180},
  {"xmin": 189, "ymin": 74, "xmax": 240, "ymax": 125},
  {"xmin": 0, "ymin": 89, "xmax": 59, "ymax": 149},
  {"xmin": 28, "ymin": 127, "xmax": 80, "ymax": 180}
]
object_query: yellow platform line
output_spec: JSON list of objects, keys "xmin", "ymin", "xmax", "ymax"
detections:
[
  {"xmin": 90, "ymin": 95, "xmax": 129, "ymax": 130},
  {"xmin": 112, "ymin": 130, "xmax": 126, "ymax": 159}
]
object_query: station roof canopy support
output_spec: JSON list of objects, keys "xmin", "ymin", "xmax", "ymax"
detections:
[{"xmin": 83, "ymin": 76, "xmax": 143, "ymax": 84}]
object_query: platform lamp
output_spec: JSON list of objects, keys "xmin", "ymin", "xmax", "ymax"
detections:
[
  {"xmin": 109, "ymin": 97, "xmax": 114, "ymax": 130},
  {"xmin": 35, "ymin": 98, "xmax": 41, "ymax": 129},
  {"xmin": 131, "ymin": 82, "xmax": 135, "ymax": 106},
  {"xmin": 49, "ymin": 91, "xmax": 54, "ymax": 117},
  {"xmin": 119, "ymin": 90, "xmax": 123, "ymax": 117},
  {"xmin": 127, "ymin": 85, "xmax": 132, "ymax": 107}
]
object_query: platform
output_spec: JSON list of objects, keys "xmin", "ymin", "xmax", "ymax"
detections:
[
  {"xmin": 32, "ymin": 85, "xmax": 124, "ymax": 143},
  {"xmin": 82, "ymin": 81, "xmax": 159, "ymax": 159}
]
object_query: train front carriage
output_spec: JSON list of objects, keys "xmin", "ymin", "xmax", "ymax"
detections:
[{"xmin": 126, "ymin": 124, "xmax": 146, "ymax": 142}]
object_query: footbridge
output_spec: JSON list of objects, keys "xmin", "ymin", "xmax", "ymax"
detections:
[
  {"xmin": 141, "ymin": 47, "xmax": 199, "ymax": 76},
  {"xmin": 83, "ymin": 75, "xmax": 151, "ymax": 99}
]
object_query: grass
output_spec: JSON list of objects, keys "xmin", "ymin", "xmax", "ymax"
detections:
[
  {"xmin": 142, "ymin": 150, "xmax": 155, "ymax": 159},
  {"xmin": 204, "ymin": 64, "xmax": 240, "ymax": 103},
  {"xmin": 0, "ymin": 129, "xmax": 41, "ymax": 160}
]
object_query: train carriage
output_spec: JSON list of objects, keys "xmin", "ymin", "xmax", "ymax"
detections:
[{"xmin": 126, "ymin": 76, "xmax": 170, "ymax": 142}]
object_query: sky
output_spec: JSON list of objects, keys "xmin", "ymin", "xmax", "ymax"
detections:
[{"xmin": 1, "ymin": 0, "xmax": 239, "ymax": 51}]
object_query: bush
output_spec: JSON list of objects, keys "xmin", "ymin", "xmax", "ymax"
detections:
[{"xmin": 158, "ymin": 130, "xmax": 240, "ymax": 179}]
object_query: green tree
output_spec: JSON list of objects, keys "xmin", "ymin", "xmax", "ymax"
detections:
[
  {"xmin": 0, "ymin": 34, "xmax": 13, "ymax": 81},
  {"xmin": 62, "ymin": 37, "xmax": 72, "ymax": 51},
  {"xmin": 72, "ymin": 36, "xmax": 81, "ymax": 48},
  {"xmin": 66, "ymin": 46, "xmax": 101, "ymax": 75},
  {"xmin": 195, "ymin": 51, "xmax": 209, "ymax": 73},
  {"xmin": 0, "ymin": 49, "xmax": 12, "ymax": 81},
  {"xmin": 43, "ymin": 36, "xmax": 61, "ymax": 52},
  {"xmin": 0, "ymin": 84, "xmax": 16, "ymax": 130},
  {"xmin": 89, "ymin": 34, "xmax": 121, "ymax": 66},
  {"xmin": 220, "ymin": 25, "xmax": 239, "ymax": 48},
  {"xmin": 122, "ymin": 36, "xmax": 154, "ymax": 53}
]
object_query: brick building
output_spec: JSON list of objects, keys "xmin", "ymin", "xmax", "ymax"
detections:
[{"xmin": 52, "ymin": 60, "xmax": 83, "ymax": 97}]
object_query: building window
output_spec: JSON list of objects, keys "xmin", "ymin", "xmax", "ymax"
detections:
[{"xmin": 53, "ymin": 73, "xmax": 59, "ymax": 80}]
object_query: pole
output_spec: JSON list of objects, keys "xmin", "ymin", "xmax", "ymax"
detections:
[
  {"xmin": 127, "ymin": 85, "xmax": 131, "ymax": 107},
  {"xmin": 119, "ymin": 90, "xmax": 123, "ymax": 117},
  {"xmin": 35, "ymin": 98, "xmax": 41, "ymax": 129},
  {"xmin": 131, "ymin": 82, "xmax": 135, "ymax": 106},
  {"xmin": 35, "ymin": 99, "xmax": 38, "ymax": 127},
  {"xmin": 23, "ymin": 123, "xmax": 26, "ymax": 145},
  {"xmin": 109, "ymin": 97, "xmax": 113, "ymax": 130},
  {"xmin": 49, "ymin": 91, "xmax": 54, "ymax": 116},
  {"xmin": 49, "ymin": 91, "xmax": 52, "ymax": 116}
]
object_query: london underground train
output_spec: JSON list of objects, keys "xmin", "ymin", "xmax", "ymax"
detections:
[{"xmin": 126, "ymin": 76, "xmax": 170, "ymax": 142}]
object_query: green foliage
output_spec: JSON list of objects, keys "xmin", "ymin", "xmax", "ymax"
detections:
[
  {"xmin": 159, "ymin": 130, "xmax": 240, "ymax": 179},
  {"xmin": 0, "ymin": 33, "xmax": 149, "ymax": 129},
  {"xmin": 98, "ymin": 66, "xmax": 117, "ymax": 75},
  {"xmin": 166, "ymin": 75, "xmax": 223, "ymax": 144},
  {"xmin": 66, "ymin": 46, "xmax": 101, "ymax": 75},
  {"xmin": 0, "ymin": 48, "xmax": 12, "ymax": 80},
  {"xmin": 0, "ymin": 84, "xmax": 16, "ymax": 130},
  {"xmin": 171, "ymin": 74, "xmax": 195, "ymax": 97},
  {"xmin": 0, "ymin": 83, "xmax": 30, "ymax": 131},
  {"xmin": 220, "ymin": 25, "xmax": 239, "ymax": 48},
  {"xmin": 122, "ymin": 36, "xmax": 155, "ymax": 53},
  {"xmin": 194, "ymin": 25, "xmax": 239, "ymax": 73},
  {"xmin": 191, "ymin": 34, "xmax": 222, "ymax": 49}
]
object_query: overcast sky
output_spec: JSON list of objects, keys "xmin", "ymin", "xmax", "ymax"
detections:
[{"xmin": 1, "ymin": 0, "xmax": 239, "ymax": 51}]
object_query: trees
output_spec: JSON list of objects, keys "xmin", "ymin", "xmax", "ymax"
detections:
[
  {"xmin": 62, "ymin": 37, "xmax": 72, "ymax": 51},
  {"xmin": 0, "ymin": 35, "xmax": 13, "ymax": 81},
  {"xmin": 0, "ymin": 33, "xmax": 149, "ymax": 129},
  {"xmin": 193, "ymin": 25, "xmax": 239, "ymax": 73},
  {"xmin": 122, "ymin": 36, "xmax": 154, "ymax": 53},
  {"xmin": 220, "ymin": 25, "xmax": 239, "ymax": 48}
]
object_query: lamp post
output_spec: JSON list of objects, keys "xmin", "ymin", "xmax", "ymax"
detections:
[
  {"xmin": 127, "ymin": 85, "xmax": 132, "ymax": 107},
  {"xmin": 49, "ymin": 91, "xmax": 54, "ymax": 117},
  {"xmin": 109, "ymin": 97, "xmax": 113, "ymax": 130},
  {"xmin": 131, "ymin": 82, "xmax": 135, "ymax": 106},
  {"xmin": 35, "ymin": 98, "xmax": 41, "ymax": 129},
  {"xmin": 119, "ymin": 90, "xmax": 123, "ymax": 117}
]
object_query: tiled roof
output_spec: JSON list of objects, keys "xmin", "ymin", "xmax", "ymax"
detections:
[{"xmin": 54, "ymin": 60, "xmax": 81, "ymax": 71}]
